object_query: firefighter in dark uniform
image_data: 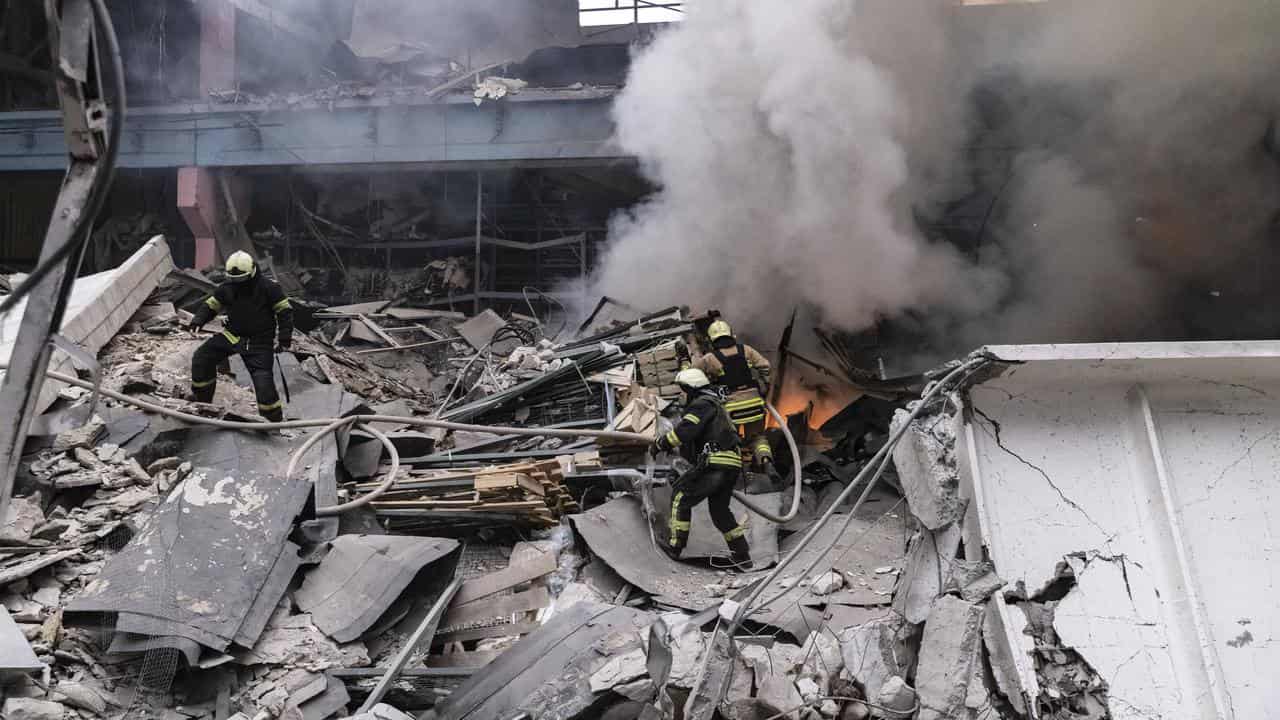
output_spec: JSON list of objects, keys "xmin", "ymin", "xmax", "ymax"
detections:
[
  {"xmin": 187, "ymin": 251, "xmax": 294, "ymax": 422},
  {"xmin": 691, "ymin": 320, "xmax": 774, "ymax": 473},
  {"xmin": 654, "ymin": 368, "xmax": 752, "ymax": 569}
]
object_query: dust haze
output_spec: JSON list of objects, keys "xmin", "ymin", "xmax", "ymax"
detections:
[{"xmin": 590, "ymin": 0, "xmax": 1280, "ymax": 357}]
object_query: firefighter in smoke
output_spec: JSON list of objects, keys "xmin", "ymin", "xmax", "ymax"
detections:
[
  {"xmin": 187, "ymin": 251, "xmax": 294, "ymax": 422},
  {"xmin": 654, "ymin": 368, "xmax": 753, "ymax": 570},
  {"xmin": 689, "ymin": 320, "xmax": 774, "ymax": 473}
]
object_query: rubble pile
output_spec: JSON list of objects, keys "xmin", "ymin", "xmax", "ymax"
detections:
[{"xmin": 0, "ymin": 245, "xmax": 1129, "ymax": 720}]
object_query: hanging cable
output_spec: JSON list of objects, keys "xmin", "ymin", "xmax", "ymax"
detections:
[{"xmin": 0, "ymin": 0, "xmax": 126, "ymax": 316}]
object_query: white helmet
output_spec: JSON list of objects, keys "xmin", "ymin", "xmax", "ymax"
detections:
[
  {"xmin": 224, "ymin": 251, "xmax": 257, "ymax": 283},
  {"xmin": 675, "ymin": 367, "xmax": 711, "ymax": 389}
]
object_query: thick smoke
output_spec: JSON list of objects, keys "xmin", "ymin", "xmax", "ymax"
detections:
[
  {"xmin": 592, "ymin": 0, "xmax": 996, "ymax": 342},
  {"xmin": 592, "ymin": 0, "xmax": 1280, "ymax": 356}
]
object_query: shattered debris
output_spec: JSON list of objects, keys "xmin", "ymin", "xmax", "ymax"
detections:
[{"xmin": 0, "ymin": 241, "xmax": 1143, "ymax": 720}]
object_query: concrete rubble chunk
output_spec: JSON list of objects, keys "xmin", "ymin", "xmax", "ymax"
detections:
[
  {"xmin": 809, "ymin": 571, "xmax": 845, "ymax": 596},
  {"xmin": 890, "ymin": 408, "xmax": 964, "ymax": 529},
  {"xmin": 234, "ymin": 612, "xmax": 369, "ymax": 671},
  {"xmin": 31, "ymin": 519, "xmax": 79, "ymax": 542},
  {"xmin": 892, "ymin": 524, "xmax": 961, "ymax": 625},
  {"xmin": 875, "ymin": 676, "xmax": 917, "ymax": 719},
  {"xmin": 1, "ymin": 697, "xmax": 65, "ymax": 720},
  {"xmin": 801, "ymin": 629, "xmax": 844, "ymax": 687},
  {"xmin": 49, "ymin": 419, "xmax": 107, "ymax": 453},
  {"xmin": 837, "ymin": 615, "xmax": 915, "ymax": 706},
  {"xmin": 946, "ymin": 560, "xmax": 1004, "ymax": 603},
  {"xmin": 50, "ymin": 680, "xmax": 114, "ymax": 714},
  {"xmin": 31, "ymin": 586, "xmax": 61, "ymax": 608},
  {"xmin": 915, "ymin": 596, "xmax": 984, "ymax": 720},
  {"xmin": 740, "ymin": 642, "xmax": 805, "ymax": 717},
  {"xmin": 613, "ymin": 677, "xmax": 656, "ymax": 702},
  {"xmin": 0, "ymin": 498, "xmax": 45, "ymax": 545},
  {"xmin": 589, "ymin": 644, "xmax": 647, "ymax": 692}
]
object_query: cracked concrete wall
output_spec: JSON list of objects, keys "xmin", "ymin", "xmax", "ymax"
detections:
[{"xmin": 958, "ymin": 342, "xmax": 1280, "ymax": 720}]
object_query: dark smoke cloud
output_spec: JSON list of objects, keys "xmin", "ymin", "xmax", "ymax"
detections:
[{"xmin": 592, "ymin": 0, "xmax": 1280, "ymax": 358}]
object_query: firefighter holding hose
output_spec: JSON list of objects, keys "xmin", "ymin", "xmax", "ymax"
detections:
[{"xmin": 654, "ymin": 368, "xmax": 753, "ymax": 570}]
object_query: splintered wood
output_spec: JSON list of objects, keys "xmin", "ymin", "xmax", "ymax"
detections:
[{"xmin": 354, "ymin": 459, "xmax": 581, "ymax": 533}]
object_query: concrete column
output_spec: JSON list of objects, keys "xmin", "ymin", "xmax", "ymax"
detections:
[{"xmin": 177, "ymin": 1, "xmax": 236, "ymax": 268}]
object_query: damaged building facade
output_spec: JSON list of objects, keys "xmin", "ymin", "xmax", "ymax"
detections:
[{"xmin": 0, "ymin": 2, "xmax": 1277, "ymax": 720}]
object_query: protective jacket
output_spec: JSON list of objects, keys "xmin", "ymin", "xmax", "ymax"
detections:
[
  {"xmin": 656, "ymin": 389, "xmax": 742, "ymax": 469},
  {"xmin": 191, "ymin": 275, "xmax": 294, "ymax": 349}
]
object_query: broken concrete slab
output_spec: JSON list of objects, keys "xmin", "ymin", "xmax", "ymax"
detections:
[
  {"xmin": 959, "ymin": 343, "xmax": 1280, "ymax": 719},
  {"xmin": 454, "ymin": 309, "xmax": 508, "ymax": 352},
  {"xmin": 982, "ymin": 595, "xmax": 1033, "ymax": 718},
  {"xmin": 892, "ymin": 524, "xmax": 961, "ymax": 625},
  {"xmin": 1, "ymin": 697, "xmax": 65, "ymax": 720},
  {"xmin": 298, "ymin": 676, "xmax": 352, "ymax": 720},
  {"xmin": 890, "ymin": 407, "xmax": 964, "ymax": 530},
  {"xmin": 739, "ymin": 642, "xmax": 805, "ymax": 717},
  {"xmin": 295, "ymin": 535, "xmax": 458, "ymax": 643},
  {"xmin": 876, "ymin": 676, "xmax": 917, "ymax": 719},
  {"xmin": 589, "ymin": 645, "xmax": 647, "ymax": 692},
  {"xmin": 0, "ymin": 236, "xmax": 174, "ymax": 415},
  {"xmin": 0, "ymin": 606, "xmax": 42, "ymax": 674},
  {"xmin": 0, "ymin": 498, "xmax": 44, "ymax": 545},
  {"xmin": 915, "ymin": 595, "xmax": 983, "ymax": 720},
  {"xmin": 50, "ymin": 680, "xmax": 115, "ymax": 715},
  {"xmin": 837, "ymin": 614, "xmax": 915, "ymax": 704},
  {"xmin": 0, "ymin": 549, "xmax": 82, "ymax": 587},
  {"xmin": 234, "ymin": 610, "xmax": 369, "ymax": 671},
  {"xmin": 946, "ymin": 559, "xmax": 1004, "ymax": 604}
]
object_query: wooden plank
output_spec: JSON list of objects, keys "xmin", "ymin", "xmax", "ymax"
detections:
[
  {"xmin": 372, "ymin": 496, "xmax": 480, "ymax": 508},
  {"xmin": 432, "ymin": 621, "xmax": 541, "ymax": 647},
  {"xmin": 314, "ymin": 354, "xmax": 339, "ymax": 384},
  {"xmin": 443, "ymin": 587, "xmax": 550, "ymax": 628},
  {"xmin": 454, "ymin": 551, "xmax": 558, "ymax": 606},
  {"xmin": 324, "ymin": 301, "xmax": 388, "ymax": 315},
  {"xmin": 427, "ymin": 650, "xmax": 500, "ymax": 669},
  {"xmin": 385, "ymin": 308, "xmax": 466, "ymax": 321},
  {"xmin": 359, "ymin": 314, "xmax": 403, "ymax": 347},
  {"xmin": 348, "ymin": 314, "xmax": 403, "ymax": 348}
]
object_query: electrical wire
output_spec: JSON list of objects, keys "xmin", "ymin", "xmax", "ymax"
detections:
[
  {"xmin": 522, "ymin": 286, "xmax": 568, "ymax": 342},
  {"xmin": 0, "ymin": 0, "xmax": 126, "ymax": 317},
  {"xmin": 0, "ymin": 363, "xmax": 653, "ymax": 441}
]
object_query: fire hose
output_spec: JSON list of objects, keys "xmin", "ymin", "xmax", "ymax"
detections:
[{"xmin": 6, "ymin": 364, "xmax": 805, "ymax": 522}]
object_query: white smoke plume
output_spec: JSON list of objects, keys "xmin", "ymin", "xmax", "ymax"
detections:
[
  {"xmin": 591, "ymin": 0, "xmax": 997, "ymax": 343},
  {"xmin": 592, "ymin": 0, "xmax": 1280, "ymax": 357}
]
